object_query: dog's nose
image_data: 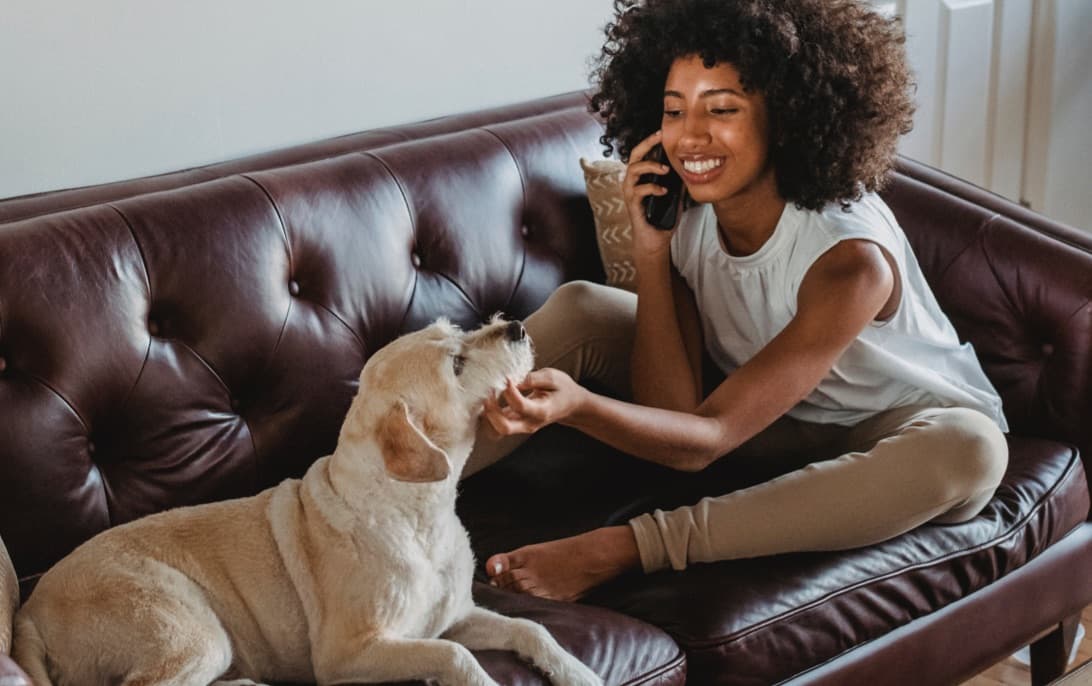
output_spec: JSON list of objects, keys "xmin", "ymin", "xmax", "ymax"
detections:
[{"xmin": 505, "ymin": 321, "xmax": 526, "ymax": 342}]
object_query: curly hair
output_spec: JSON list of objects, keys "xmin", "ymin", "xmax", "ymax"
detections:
[{"xmin": 589, "ymin": 0, "xmax": 915, "ymax": 211}]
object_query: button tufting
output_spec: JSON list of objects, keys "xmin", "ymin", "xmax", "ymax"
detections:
[
  {"xmin": 87, "ymin": 440, "xmax": 95, "ymax": 456},
  {"xmin": 521, "ymin": 225, "xmax": 531, "ymax": 238},
  {"xmin": 289, "ymin": 280, "xmax": 301, "ymax": 296},
  {"xmin": 1042, "ymin": 343, "xmax": 1055, "ymax": 357},
  {"xmin": 0, "ymin": 357, "xmax": 6, "ymax": 373},
  {"xmin": 148, "ymin": 319, "xmax": 160, "ymax": 336},
  {"xmin": 231, "ymin": 397, "xmax": 241, "ymax": 412},
  {"xmin": 411, "ymin": 252, "xmax": 422, "ymax": 269}
]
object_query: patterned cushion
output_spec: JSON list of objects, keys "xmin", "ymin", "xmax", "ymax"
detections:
[{"xmin": 580, "ymin": 158, "xmax": 636, "ymax": 292}]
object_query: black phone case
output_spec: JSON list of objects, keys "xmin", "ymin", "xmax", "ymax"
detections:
[{"xmin": 638, "ymin": 144, "xmax": 684, "ymax": 230}]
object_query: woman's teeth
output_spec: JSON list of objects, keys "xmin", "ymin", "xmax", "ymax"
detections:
[{"xmin": 682, "ymin": 158, "xmax": 723, "ymax": 174}]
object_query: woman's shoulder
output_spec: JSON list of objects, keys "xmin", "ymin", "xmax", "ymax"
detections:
[{"xmin": 807, "ymin": 193, "xmax": 901, "ymax": 243}]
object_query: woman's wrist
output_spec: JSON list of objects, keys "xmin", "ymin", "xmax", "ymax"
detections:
[
  {"xmin": 634, "ymin": 249, "xmax": 673, "ymax": 289},
  {"xmin": 632, "ymin": 235, "xmax": 673, "ymax": 265},
  {"xmin": 559, "ymin": 384, "xmax": 596, "ymax": 429}
]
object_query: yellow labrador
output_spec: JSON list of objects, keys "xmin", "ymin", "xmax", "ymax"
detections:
[{"xmin": 12, "ymin": 317, "xmax": 602, "ymax": 686}]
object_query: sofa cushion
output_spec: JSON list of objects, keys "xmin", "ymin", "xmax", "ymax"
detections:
[
  {"xmin": 262, "ymin": 583, "xmax": 685, "ymax": 686},
  {"xmin": 466, "ymin": 584, "xmax": 686, "ymax": 686},
  {"xmin": 580, "ymin": 157, "xmax": 636, "ymax": 292},
  {"xmin": 458, "ymin": 430, "xmax": 1088, "ymax": 685}
]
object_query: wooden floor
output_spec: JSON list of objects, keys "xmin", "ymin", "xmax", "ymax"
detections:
[{"xmin": 962, "ymin": 606, "xmax": 1092, "ymax": 685}]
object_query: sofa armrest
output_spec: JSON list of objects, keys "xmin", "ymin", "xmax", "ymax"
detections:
[{"xmin": 0, "ymin": 654, "xmax": 29, "ymax": 686}]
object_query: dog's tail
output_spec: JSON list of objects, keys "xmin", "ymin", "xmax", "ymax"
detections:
[
  {"xmin": 0, "ymin": 536, "xmax": 16, "ymax": 656},
  {"xmin": 10, "ymin": 614, "xmax": 51, "ymax": 686},
  {"xmin": 5, "ymin": 536, "xmax": 48, "ymax": 685}
]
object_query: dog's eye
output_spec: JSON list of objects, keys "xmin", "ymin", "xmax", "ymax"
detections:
[{"xmin": 452, "ymin": 354, "xmax": 466, "ymax": 376}]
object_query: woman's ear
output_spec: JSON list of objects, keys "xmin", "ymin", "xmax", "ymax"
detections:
[{"xmin": 377, "ymin": 400, "xmax": 451, "ymax": 483}]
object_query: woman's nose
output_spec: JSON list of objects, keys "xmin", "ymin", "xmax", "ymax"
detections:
[{"xmin": 681, "ymin": 113, "xmax": 710, "ymax": 141}]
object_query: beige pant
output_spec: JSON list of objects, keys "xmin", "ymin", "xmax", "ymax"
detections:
[{"xmin": 466, "ymin": 281, "xmax": 1009, "ymax": 574}]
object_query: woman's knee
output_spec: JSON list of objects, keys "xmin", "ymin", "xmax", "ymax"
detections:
[
  {"xmin": 933, "ymin": 407, "xmax": 1009, "ymax": 495},
  {"xmin": 528, "ymin": 280, "xmax": 636, "ymax": 339}
]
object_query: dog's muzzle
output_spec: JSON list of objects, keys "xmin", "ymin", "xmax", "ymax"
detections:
[{"xmin": 506, "ymin": 321, "xmax": 526, "ymax": 342}]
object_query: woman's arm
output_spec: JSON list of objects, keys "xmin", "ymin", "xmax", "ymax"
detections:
[
  {"xmin": 630, "ymin": 255, "xmax": 705, "ymax": 411},
  {"xmin": 625, "ymin": 131, "xmax": 704, "ymax": 411},
  {"xmin": 485, "ymin": 239, "xmax": 894, "ymax": 471}
]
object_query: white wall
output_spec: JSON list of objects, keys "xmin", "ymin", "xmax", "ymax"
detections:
[
  {"xmin": 877, "ymin": 0, "xmax": 1091, "ymax": 231},
  {"xmin": 1022, "ymin": 0, "xmax": 1092, "ymax": 229},
  {"xmin": 3, "ymin": 1, "xmax": 1088, "ymax": 229},
  {"xmin": 0, "ymin": 0, "xmax": 614, "ymax": 200}
]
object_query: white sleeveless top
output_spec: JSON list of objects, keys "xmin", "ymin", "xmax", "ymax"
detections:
[{"xmin": 670, "ymin": 193, "xmax": 1008, "ymax": 430}]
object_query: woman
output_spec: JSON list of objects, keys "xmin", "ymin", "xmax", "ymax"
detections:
[{"xmin": 466, "ymin": 0, "xmax": 1009, "ymax": 602}]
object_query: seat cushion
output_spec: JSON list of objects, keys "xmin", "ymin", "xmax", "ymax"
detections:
[
  {"xmin": 267, "ymin": 582, "xmax": 685, "ymax": 686},
  {"xmin": 465, "ymin": 584, "xmax": 686, "ymax": 686},
  {"xmin": 458, "ymin": 429, "xmax": 1089, "ymax": 685}
]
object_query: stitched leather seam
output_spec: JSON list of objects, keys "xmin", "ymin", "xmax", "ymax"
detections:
[
  {"xmin": 241, "ymin": 175, "xmax": 366, "ymax": 359},
  {"xmin": 620, "ymin": 647, "xmax": 687, "ymax": 686},
  {"xmin": 936, "ymin": 211, "xmax": 1002, "ymax": 289},
  {"xmin": 481, "ymin": 127, "xmax": 527, "ymax": 199},
  {"xmin": 360, "ymin": 151, "xmax": 424, "ymax": 334},
  {"xmin": 775, "ymin": 523, "xmax": 1092, "ymax": 686},
  {"xmin": 238, "ymin": 175, "xmax": 295, "ymax": 396},
  {"xmin": 0, "ymin": 101, "xmax": 590, "ymax": 227},
  {"xmin": 682, "ymin": 444, "xmax": 1083, "ymax": 649},
  {"xmin": 890, "ymin": 166, "xmax": 1092, "ymax": 255},
  {"xmin": 362, "ymin": 152, "xmax": 484, "ymax": 324},
  {"xmin": 242, "ymin": 174, "xmax": 294, "ymax": 279},
  {"xmin": 106, "ymin": 204, "xmax": 154, "ymax": 413},
  {"xmin": 506, "ymin": 250, "xmax": 529, "ymax": 317},
  {"xmin": 0, "ymin": 168, "xmax": 220, "ymax": 227},
  {"xmin": 977, "ymin": 214, "xmax": 1021, "ymax": 317},
  {"xmin": 481, "ymin": 126, "xmax": 530, "ymax": 316},
  {"xmin": 17, "ymin": 370, "xmax": 88, "ymax": 433}
]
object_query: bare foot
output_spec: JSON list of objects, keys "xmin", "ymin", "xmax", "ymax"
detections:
[{"xmin": 485, "ymin": 526, "xmax": 641, "ymax": 601}]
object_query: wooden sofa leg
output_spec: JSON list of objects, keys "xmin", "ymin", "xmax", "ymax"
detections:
[{"xmin": 1030, "ymin": 613, "xmax": 1081, "ymax": 685}]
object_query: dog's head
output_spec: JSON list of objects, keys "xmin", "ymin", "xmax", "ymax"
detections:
[{"xmin": 341, "ymin": 316, "xmax": 534, "ymax": 483}]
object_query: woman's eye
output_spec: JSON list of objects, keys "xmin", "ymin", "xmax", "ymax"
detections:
[
  {"xmin": 452, "ymin": 355, "xmax": 466, "ymax": 376},
  {"xmin": 663, "ymin": 109, "xmax": 682, "ymax": 118},
  {"xmin": 711, "ymin": 108, "xmax": 739, "ymax": 115}
]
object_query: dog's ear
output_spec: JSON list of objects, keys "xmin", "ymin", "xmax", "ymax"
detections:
[{"xmin": 377, "ymin": 400, "xmax": 451, "ymax": 483}]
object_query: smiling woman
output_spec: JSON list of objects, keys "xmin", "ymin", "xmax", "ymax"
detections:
[
  {"xmin": 590, "ymin": 0, "xmax": 915, "ymax": 211},
  {"xmin": 464, "ymin": 0, "xmax": 1010, "ymax": 606}
]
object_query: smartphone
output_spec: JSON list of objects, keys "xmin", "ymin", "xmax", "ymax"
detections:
[{"xmin": 638, "ymin": 144, "xmax": 684, "ymax": 230}]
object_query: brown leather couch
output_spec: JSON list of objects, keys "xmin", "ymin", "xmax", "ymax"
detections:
[{"xmin": 1, "ymin": 92, "xmax": 1089, "ymax": 686}]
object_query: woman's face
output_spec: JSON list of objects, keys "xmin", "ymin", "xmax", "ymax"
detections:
[{"xmin": 660, "ymin": 55, "xmax": 777, "ymax": 207}]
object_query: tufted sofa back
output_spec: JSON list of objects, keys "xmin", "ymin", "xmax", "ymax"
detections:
[
  {"xmin": 882, "ymin": 159, "xmax": 1092, "ymax": 490},
  {"xmin": 1, "ymin": 92, "xmax": 1090, "ymax": 595},
  {"xmin": 0, "ymin": 97, "xmax": 606, "ymax": 588}
]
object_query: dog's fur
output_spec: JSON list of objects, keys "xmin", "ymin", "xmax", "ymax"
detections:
[
  {"xmin": 10, "ymin": 317, "xmax": 602, "ymax": 686},
  {"xmin": 1, "ymin": 536, "xmax": 17, "ymax": 658}
]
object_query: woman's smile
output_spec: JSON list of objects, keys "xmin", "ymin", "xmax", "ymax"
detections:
[{"xmin": 679, "ymin": 156, "xmax": 726, "ymax": 183}]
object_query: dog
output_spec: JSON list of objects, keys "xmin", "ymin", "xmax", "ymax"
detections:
[{"xmin": 11, "ymin": 317, "xmax": 603, "ymax": 686}]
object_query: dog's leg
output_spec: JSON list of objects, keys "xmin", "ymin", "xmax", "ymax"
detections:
[
  {"xmin": 119, "ymin": 651, "xmax": 230, "ymax": 686},
  {"xmin": 442, "ymin": 607, "xmax": 602, "ymax": 686},
  {"xmin": 312, "ymin": 635, "xmax": 498, "ymax": 686}
]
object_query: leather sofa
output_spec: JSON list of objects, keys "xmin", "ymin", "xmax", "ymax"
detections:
[{"xmin": 1, "ymin": 91, "xmax": 1089, "ymax": 686}]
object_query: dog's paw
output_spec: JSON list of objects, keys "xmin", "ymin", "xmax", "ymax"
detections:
[{"xmin": 542, "ymin": 657, "xmax": 603, "ymax": 686}]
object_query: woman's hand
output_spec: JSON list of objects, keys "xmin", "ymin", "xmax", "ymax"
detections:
[
  {"xmin": 481, "ymin": 368, "xmax": 588, "ymax": 436},
  {"xmin": 623, "ymin": 130, "xmax": 679, "ymax": 261}
]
